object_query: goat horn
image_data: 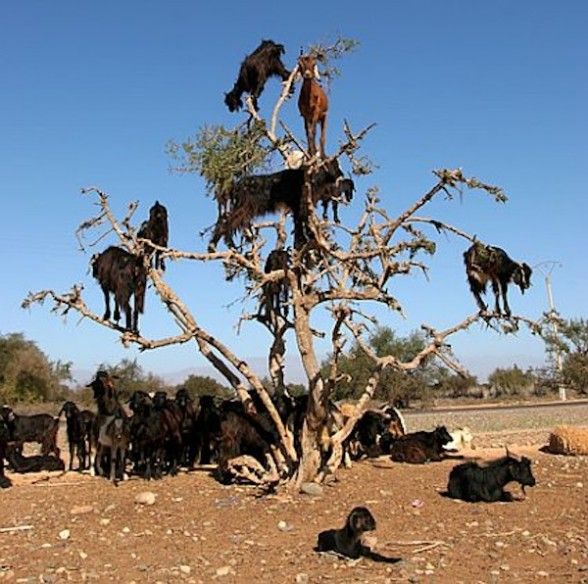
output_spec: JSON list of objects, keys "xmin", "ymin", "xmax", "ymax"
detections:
[{"xmin": 505, "ymin": 446, "xmax": 521, "ymax": 461}]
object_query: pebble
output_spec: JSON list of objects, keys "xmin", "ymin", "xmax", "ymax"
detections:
[
  {"xmin": 295, "ymin": 574, "xmax": 309, "ymax": 584},
  {"xmin": 215, "ymin": 566, "xmax": 232, "ymax": 577},
  {"xmin": 70, "ymin": 505, "xmax": 94, "ymax": 516},
  {"xmin": 179, "ymin": 566, "xmax": 191, "ymax": 575},
  {"xmin": 58, "ymin": 530, "xmax": 70, "ymax": 541},
  {"xmin": 135, "ymin": 492, "xmax": 156, "ymax": 506},
  {"xmin": 300, "ymin": 483, "xmax": 323, "ymax": 497}
]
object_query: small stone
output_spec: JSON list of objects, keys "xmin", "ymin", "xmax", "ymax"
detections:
[
  {"xmin": 215, "ymin": 566, "xmax": 231, "ymax": 577},
  {"xmin": 135, "ymin": 492, "xmax": 156, "ymax": 506},
  {"xmin": 295, "ymin": 574, "xmax": 309, "ymax": 584},
  {"xmin": 277, "ymin": 521, "xmax": 289, "ymax": 531},
  {"xmin": 99, "ymin": 518, "xmax": 110, "ymax": 526},
  {"xmin": 576, "ymin": 482, "xmax": 583, "ymax": 488},
  {"xmin": 300, "ymin": 483, "xmax": 323, "ymax": 497},
  {"xmin": 122, "ymin": 527, "xmax": 130, "ymax": 534},
  {"xmin": 70, "ymin": 505, "xmax": 94, "ymax": 516},
  {"xmin": 79, "ymin": 551, "xmax": 88, "ymax": 560},
  {"xmin": 522, "ymin": 530, "xmax": 530, "ymax": 537},
  {"xmin": 179, "ymin": 566, "xmax": 191, "ymax": 575},
  {"xmin": 537, "ymin": 571, "xmax": 548, "ymax": 577},
  {"xmin": 58, "ymin": 530, "xmax": 70, "ymax": 541}
]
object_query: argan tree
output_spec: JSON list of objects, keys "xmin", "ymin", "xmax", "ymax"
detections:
[{"xmin": 23, "ymin": 40, "xmax": 540, "ymax": 487}]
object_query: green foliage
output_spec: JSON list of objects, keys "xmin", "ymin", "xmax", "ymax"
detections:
[
  {"xmin": 543, "ymin": 316, "xmax": 588, "ymax": 394},
  {"xmin": 0, "ymin": 332, "xmax": 72, "ymax": 403},
  {"xmin": 325, "ymin": 327, "xmax": 446, "ymax": 406},
  {"xmin": 309, "ymin": 38, "xmax": 360, "ymax": 83},
  {"xmin": 177, "ymin": 374, "xmax": 232, "ymax": 399},
  {"xmin": 167, "ymin": 121, "xmax": 270, "ymax": 195},
  {"xmin": 433, "ymin": 369, "xmax": 479, "ymax": 398},
  {"xmin": 487, "ymin": 365, "xmax": 536, "ymax": 397}
]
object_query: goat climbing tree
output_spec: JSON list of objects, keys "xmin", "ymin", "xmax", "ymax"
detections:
[{"xmin": 23, "ymin": 40, "xmax": 541, "ymax": 487}]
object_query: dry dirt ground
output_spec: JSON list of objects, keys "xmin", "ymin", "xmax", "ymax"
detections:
[{"xmin": 1, "ymin": 405, "xmax": 587, "ymax": 583}]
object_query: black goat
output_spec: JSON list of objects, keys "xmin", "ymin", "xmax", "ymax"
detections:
[
  {"xmin": 193, "ymin": 395, "xmax": 222, "ymax": 465},
  {"xmin": 389, "ymin": 426, "xmax": 453, "ymax": 464},
  {"xmin": 464, "ymin": 242, "xmax": 532, "ymax": 317},
  {"xmin": 174, "ymin": 388, "xmax": 200, "ymax": 468},
  {"xmin": 345, "ymin": 409, "xmax": 405, "ymax": 460},
  {"xmin": 151, "ymin": 391, "xmax": 183, "ymax": 476},
  {"xmin": 0, "ymin": 419, "xmax": 11, "ymax": 489},
  {"xmin": 0, "ymin": 406, "xmax": 60, "ymax": 458},
  {"xmin": 446, "ymin": 449, "xmax": 536, "ymax": 502},
  {"xmin": 129, "ymin": 391, "xmax": 167, "ymax": 480},
  {"xmin": 209, "ymin": 159, "xmax": 353, "ymax": 251},
  {"xmin": 224, "ymin": 40, "xmax": 290, "ymax": 113},
  {"xmin": 262, "ymin": 249, "xmax": 290, "ymax": 318},
  {"xmin": 91, "ymin": 246, "xmax": 147, "ymax": 332},
  {"xmin": 59, "ymin": 401, "xmax": 94, "ymax": 471},
  {"xmin": 5, "ymin": 447, "xmax": 65, "ymax": 473},
  {"xmin": 316, "ymin": 507, "xmax": 400, "ymax": 563},
  {"xmin": 138, "ymin": 201, "xmax": 169, "ymax": 271}
]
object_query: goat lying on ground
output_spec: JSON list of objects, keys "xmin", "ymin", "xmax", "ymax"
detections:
[
  {"xmin": 298, "ymin": 53, "xmax": 328, "ymax": 157},
  {"xmin": 224, "ymin": 39, "xmax": 291, "ymax": 113},
  {"xmin": 208, "ymin": 159, "xmax": 353, "ymax": 251},
  {"xmin": 0, "ymin": 419, "xmax": 11, "ymax": 488},
  {"xmin": 59, "ymin": 401, "xmax": 95, "ymax": 471},
  {"xmin": 5, "ymin": 447, "xmax": 65, "ymax": 473},
  {"xmin": 138, "ymin": 201, "xmax": 169, "ymax": 271},
  {"xmin": 316, "ymin": 507, "xmax": 400, "ymax": 563},
  {"xmin": 0, "ymin": 406, "xmax": 60, "ymax": 458},
  {"xmin": 446, "ymin": 448, "xmax": 536, "ymax": 502},
  {"xmin": 444, "ymin": 426, "xmax": 474, "ymax": 452},
  {"xmin": 464, "ymin": 242, "xmax": 532, "ymax": 317},
  {"xmin": 389, "ymin": 426, "xmax": 453, "ymax": 464},
  {"xmin": 91, "ymin": 246, "xmax": 147, "ymax": 332},
  {"xmin": 346, "ymin": 409, "xmax": 405, "ymax": 460}
]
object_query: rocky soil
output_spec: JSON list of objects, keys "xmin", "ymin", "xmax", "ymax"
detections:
[{"xmin": 0, "ymin": 403, "xmax": 586, "ymax": 583}]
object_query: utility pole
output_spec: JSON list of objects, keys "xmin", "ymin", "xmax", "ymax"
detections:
[{"xmin": 534, "ymin": 261, "xmax": 565, "ymax": 400}]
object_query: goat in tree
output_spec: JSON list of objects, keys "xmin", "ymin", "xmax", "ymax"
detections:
[
  {"xmin": 298, "ymin": 53, "xmax": 328, "ymax": 157},
  {"xmin": 224, "ymin": 40, "xmax": 291, "ymax": 113},
  {"xmin": 91, "ymin": 246, "xmax": 147, "ymax": 332},
  {"xmin": 208, "ymin": 159, "xmax": 351, "ymax": 251},
  {"xmin": 138, "ymin": 201, "xmax": 169, "ymax": 271},
  {"xmin": 464, "ymin": 242, "xmax": 532, "ymax": 317}
]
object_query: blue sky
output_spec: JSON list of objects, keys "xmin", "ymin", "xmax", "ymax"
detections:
[{"xmin": 1, "ymin": 1, "xmax": 586, "ymax": 385}]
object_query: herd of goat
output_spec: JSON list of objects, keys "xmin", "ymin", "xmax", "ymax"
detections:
[{"xmin": 1, "ymin": 370, "xmax": 536, "ymax": 513}]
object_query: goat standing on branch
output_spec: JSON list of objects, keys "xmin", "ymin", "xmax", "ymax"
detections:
[
  {"xmin": 464, "ymin": 242, "xmax": 532, "ymax": 317},
  {"xmin": 224, "ymin": 40, "xmax": 291, "ymax": 113},
  {"xmin": 138, "ymin": 201, "xmax": 169, "ymax": 271},
  {"xmin": 208, "ymin": 159, "xmax": 352, "ymax": 251},
  {"xmin": 298, "ymin": 53, "xmax": 328, "ymax": 158},
  {"xmin": 262, "ymin": 248, "xmax": 290, "ymax": 319},
  {"xmin": 91, "ymin": 246, "xmax": 147, "ymax": 332}
]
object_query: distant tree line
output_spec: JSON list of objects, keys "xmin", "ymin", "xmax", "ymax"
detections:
[{"xmin": 2, "ymin": 321, "xmax": 586, "ymax": 405}]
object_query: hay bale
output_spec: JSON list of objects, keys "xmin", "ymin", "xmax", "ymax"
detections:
[{"xmin": 548, "ymin": 426, "xmax": 588, "ymax": 456}]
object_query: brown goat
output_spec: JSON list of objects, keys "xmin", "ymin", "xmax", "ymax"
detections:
[
  {"xmin": 298, "ymin": 54, "xmax": 328, "ymax": 157},
  {"xmin": 91, "ymin": 246, "xmax": 147, "ymax": 332}
]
